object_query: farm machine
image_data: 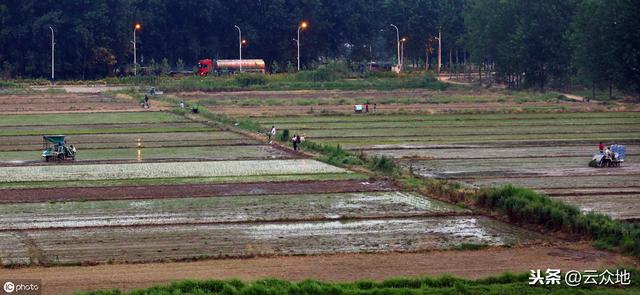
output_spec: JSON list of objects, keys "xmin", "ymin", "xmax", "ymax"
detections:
[
  {"xmin": 42, "ymin": 135, "xmax": 76, "ymax": 162},
  {"xmin": 590, "ymin": 144, "xmax": 626, "ymax": 168}
]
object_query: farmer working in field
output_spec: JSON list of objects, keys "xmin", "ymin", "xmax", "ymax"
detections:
[{"xmin": 269, "ymin": 126, "xmax": 276, "ymax": 144}]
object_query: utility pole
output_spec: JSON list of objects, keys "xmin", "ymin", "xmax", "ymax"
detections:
[
  {"xmin": 49, "ymin": 27, "xmax": 55, "ymax": 85},
  {"xmin": 133, "ymin": 23, "xmax": 141, "ymax": 76},
  {"xmin": 234, "ymin": 25, "xmax": 242, "ymax": 72},
  {"xmin": 297, "ymin": 21, "xmax": 308, "ymax": 71},
  {"xmin": 435, "ymin": 28, "xmax": 442, "ymax": 73}
]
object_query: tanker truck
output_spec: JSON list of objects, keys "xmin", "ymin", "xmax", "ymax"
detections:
[{"xmin": 197, "ymin": 59, "xmax": 266, "ymax": 76}]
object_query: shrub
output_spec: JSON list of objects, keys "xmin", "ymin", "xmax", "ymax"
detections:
[
  {"xmin": 235, "ymin": 73, "xmax": 266, "ymax": 87},
  {"xmin": 366, "ymin": 155, "xmax": 400, "ymax": 176},
  {"xmin": 295, "ymin": 61, "xmax": 350, "ymax": 82},
  {"xmin": 477, "ymin": 185, "xmax": 640, "ymax": 258},
  {"xmin": 279, "ymin": 129, "xmax": 290, "ymax": 142}
]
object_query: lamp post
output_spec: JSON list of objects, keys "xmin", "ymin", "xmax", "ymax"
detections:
[
  {"xmin": 49, "ymin": 27, "xmax": 55, "ymax": 85},
  {"xmin": 390, "ymin": 24, "xmax": 400, "ymax": 68},
  {"xmin": 435, "ymin": 28, "xmax": 441, "ymax": 73},
  {"xmin": 133, "ymin": 23, "xmax": 141, "ymax": 76},
  {"xmin": 400, "ymin": 37, "xmax": 407, "ymax": 70},
  {"xmin": 234, "ymin": 25, "xmax": 242, "ymax": 72},
  {"xmin": 297, "ymin": 21, "xmax": 308, "ymax": 71}
]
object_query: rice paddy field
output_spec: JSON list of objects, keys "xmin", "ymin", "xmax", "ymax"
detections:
[
  {"xmin": 0, "ymin": 106, "xmax": 554, "ymax": 271},
  {"xmin": 1, "ymin": 87, "xmax": 637, "ymax": 294},
  {"xmin": 251, "ymin": 111, "xmax": 640, "ymax": 221}
]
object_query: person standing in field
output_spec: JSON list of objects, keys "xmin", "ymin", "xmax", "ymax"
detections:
[
  {"xmin": 296, "ymin": 134, "xmax": 302, "ymax": 151},
  {"xmin": 373, "ymin": 103, "xmax": 377, "ymax": 113},
  {"xmin": 599, "ymin": 142, "xmax": 605, "ymax": 153},
  {"xmin": 292, "ymin": 134, "xmax": 299, "ymax": 151},
  {"xmin": 269, "ymin": 126, "xmax": 276, "ymax": 144},
  {"xmin": 365, "ymin": 104, "xmax": 369, "ymax": 113}
]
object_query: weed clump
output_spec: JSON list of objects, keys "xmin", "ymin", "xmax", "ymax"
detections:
[{"xmin": 235, "ymin": 73, "xmax": 266, "ymax": 87}]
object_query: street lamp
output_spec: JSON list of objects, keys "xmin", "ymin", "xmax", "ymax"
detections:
[
  {"xmin": 390, "ymin": 24, "xmax": 400, "ymax": 68},
  {"xmin": 435, "ymin": 28, "xmax": 442, "ymax": 73},
  {"xmin": 234, "ymin": 25, "xmax": 242, "ymax": 72},
  {"xmin": 401, "ymin": 38, "xmax": 405, "ymax": 68},
  {"xmin": 49, "ymin": 27, "xmax": 55, "ymax": 85},
  {"xmin": 297, "ymin": 21, "xmax": 308, "ymax": 71},
  {"xmin": 133, "ymin": 23, "xmax": 141, "ymax": 76}
]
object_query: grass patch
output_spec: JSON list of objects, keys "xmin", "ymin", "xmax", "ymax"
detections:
[
  {"xmin": 453, "ymin": 243, "xmax": 489, "ymax": 251},
  {"xmin": 79, "ymin": 271, "xmax": 640, "ymax": 295},
  {"xmin": 476, "ymin": 185, "xmax": 640, "ymax": 258},
  {"xmin": 104, "ymin": 71, "xmax": 449, "ymax": 92}
]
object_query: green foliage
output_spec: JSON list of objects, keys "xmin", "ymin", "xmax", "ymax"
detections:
[
  {"xmin": 570, "ymin": 0, "xmax": 640, "ymax": 95},
  {"xmin": 176, "ymin": 59, "xmax": 185, "ymax": 72},
  {"xmin": 0, "ymin": 81, "xmax": 21, "ymax": 88},
  {"xmin": 301, "ymin": 141, "xmax": 365, "ymax": 167},
  {"xmin": 278, "ymin": 129, "xmax": 290, "ymax": 142},
  {"xmin": 235, "ymin": 73, "xmax": 266, "ymax": 87},
  {"xmin": 160, "ymin": 58, "xmax": 171, "ymax": 76},
  {"xmin": 476, "ymin": 185, "xmax": 640, "ymax": 258},
  {"xmin": 78, "ymin": 271, "xmax": 640, "ymax": 295},
  {"xmin": 366, "ymin": 155, "xmax": 400, "ymax": 176},
  {"xmin": 463, "ymin": 0, "xmax": 575, "ymax": 90},
  {"xmin": 295, "ymin": 61, "xmax": 351, "ymax": 82}
]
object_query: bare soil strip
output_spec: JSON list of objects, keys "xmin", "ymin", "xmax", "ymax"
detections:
[
  {"xmin": 0, "ymin": 180, "xmax": 393, "ymax": 204},
  {"xmin": 1, "ymin": 243, "xmax": 635, "ymax": 295},
  {"xmin": 204, "ymin": 103, "xmax": 613, "ymax": 117},
  {"xmin": 542, "ymin": 187, "xmax": 640, "ymax": 196}
]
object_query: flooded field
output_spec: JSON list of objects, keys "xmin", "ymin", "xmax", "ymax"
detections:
[
  {"xmin": 0, "ymin": 216, "xmax": 548, "ymax": 266},
  {"xmin": 253, "ymin": 111, "xmax": 640, "ymax": 221},
  {"xmin": 0, "ymin": 191, "xmax": 468, "ymax": 230}
]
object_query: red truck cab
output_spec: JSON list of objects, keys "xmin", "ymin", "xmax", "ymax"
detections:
[{"xmin": 197, "ymin": 59, "xmax": 214, "ymax": 76}]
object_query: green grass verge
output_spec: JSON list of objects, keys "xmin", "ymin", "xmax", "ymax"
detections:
[
  {"xmin": 476, "ymin": 186, "xmax": 640, "ymax": 257},
  {"xmin": 79, "ymin": 271, "xmax": 640, "ymax": 295},
  {"xmin": 0, "ymin": 173, "xmax": 367, "ymax": 189},
  {"xmin": 105, "ymin": 72, "xmax": 449, "ymax": 92}
]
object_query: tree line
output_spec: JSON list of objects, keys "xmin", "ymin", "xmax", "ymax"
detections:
[{"xmin": 0, "ymin": 0, "xmax": 638, "ymax": 94}]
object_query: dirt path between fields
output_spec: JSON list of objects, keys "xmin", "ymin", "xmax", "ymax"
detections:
[
  {"xmin": 0, "ymin": 242, "xmax": 635, "ymax": 295},
  {"xmin": 0, "ymin": 180, "xmax": 393, "ymax": 203}
]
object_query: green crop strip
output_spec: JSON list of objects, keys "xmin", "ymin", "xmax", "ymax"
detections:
[{"xmin": 78, "ymin": 271, "xmax": 639, "ymax": 295}]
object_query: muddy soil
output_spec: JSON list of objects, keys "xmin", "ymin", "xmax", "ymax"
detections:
[
  {"xmin": 205, "ymin": 102, "xmax": 612, "ymax": 117},
  {"xmin": 0, "ymin": 216, "xmax": 550, "ymax": 266},
  {"xmin": 0, "ymin": 180, "xmax": 393, "ymax": 204},
  {"xmin": 1, "ymin": 243, "xmax": 635, "ymax": 295},
  {"xmin": 369, "ymin": 145, "xmax": 639, "ymax": 160},
  {"xmin": 0, "ymin": 92, "xmax": 167, "ymax": 113},
  {"xmin": 179, "ymin": 89, "xmax": 452, "ymax": 99},
  {"xmin": 0, "ymin": 145, "xmax": 294, "ymax": 164},
  {"xmin": 0, "ymin": 131, "xmax": 251, "ymax": 147},
  {"xmin": 551, "ymin": 194, "xmax": 640, "ymax": 220}
]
